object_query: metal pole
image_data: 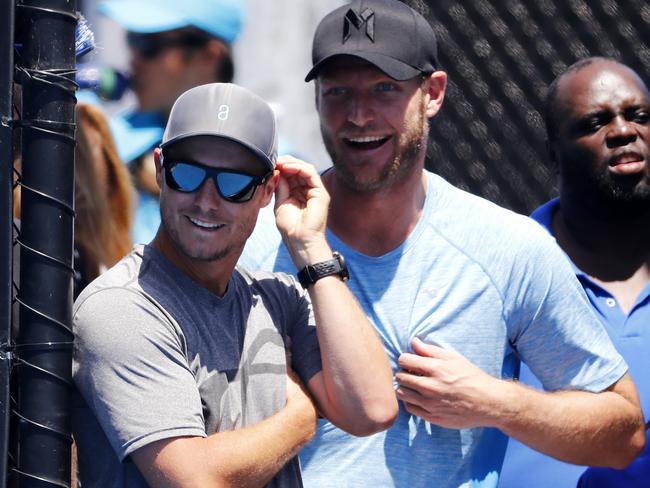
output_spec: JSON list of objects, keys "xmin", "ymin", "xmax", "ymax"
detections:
[
  {"xmin": 14, "ymin": 0, "xmax": 76, "ymax": 486},
  {"xmin": 0, "ymin": 1, "xmax": 16, "ymax": 486}
]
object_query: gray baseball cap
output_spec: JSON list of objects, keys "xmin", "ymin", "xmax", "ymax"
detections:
[{"xmin": 161, "ymin": 83, "xmax": 278, "ymax": 171}]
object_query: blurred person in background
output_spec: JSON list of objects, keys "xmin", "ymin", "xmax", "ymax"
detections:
[
  {"xmin": 14, "ymin": 102, "xmax": 134, "ymax": 298},
  {"xmin": 72, "ymin": 103, "xmax": 134, "ymax": 296},
  {"xmin": 500, "ymin": 57, "xmax": 650, "ymax": 488},
  {"xmin": 96, "ymin": 0, "xmax": 242, "ymax": 244}
]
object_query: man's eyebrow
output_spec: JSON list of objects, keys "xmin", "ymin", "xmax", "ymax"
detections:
[
  {"xmin": 578, "ymin": 109, "xmax": 610, "ymax": 120},
  {"xmin": 623, "ymin": 103, "xmax": 650, "ymax": 112}
]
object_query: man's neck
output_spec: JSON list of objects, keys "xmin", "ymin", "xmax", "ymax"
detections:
[
  {"xmin": 151, "ymin": 229, "xmax": 235, "ymax": 297},
  {"xmin": 323, "ymin": 165, "xmax": 427, "ymax": 257},
  {"xmin": 556, "ymin": 190, "xmax": 650, "ymax": 257},
  {"xmin": 552, "ymin": 194, "xmax": 650, "ymax": 313}
]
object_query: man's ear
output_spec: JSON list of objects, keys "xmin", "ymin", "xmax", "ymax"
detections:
[
  {"xmin": 260, "ymin": 169, "xmax": 280, "ymax": 207},
  {"xmin": 153, "ymin": 147, "xmax": 164, "ymax": 189},
  {"xmin": 424, "ymin": 71, "xmax": 448, "ymax": 118}
]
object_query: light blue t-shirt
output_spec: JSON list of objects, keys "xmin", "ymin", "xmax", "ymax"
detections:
[
  {"xmin": 500, "ymin": 198, "xmax": 650, "ymax": 488},
  {"xmin": 239, "ymin": 172, "xmax": 627, "ymax": 488}
]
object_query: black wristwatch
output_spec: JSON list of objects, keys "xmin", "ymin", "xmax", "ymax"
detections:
[{"xmin": 297, "ymin": 251, "xmax": 350, "ymax": 288}]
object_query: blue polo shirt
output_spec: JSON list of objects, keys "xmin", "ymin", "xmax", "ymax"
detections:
[{"xmin": 499, "ymin": 198, "xmax": 650, "ymax": 488}]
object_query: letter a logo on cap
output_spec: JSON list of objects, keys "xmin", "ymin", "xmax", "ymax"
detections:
[
  {"xmin": 218, "ymin": 104, "xmax": 230, "ymax": 121},
  {"xmin": 343, "ymin": 8, "xmax": 375, "ymax": 43}
]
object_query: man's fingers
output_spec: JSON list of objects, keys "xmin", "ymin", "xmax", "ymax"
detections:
[
  {"xmin": 395, "ymin": 384, "xmax": 424, "ymax": 404},
  {"xmin": 274, "ymin": 171, "xmax": 290, "ymax": 207},
  {"xmin": 398, "ymin": 351, "xmax": 439, "ymax": 374},
  {"xmin": 395, "ymin": 370, "xmax": 434, "ymax": 394},
  {"xmin": 402, "ymin": 401, "xmax": 434, "ymax": 422},
  {"xmin": 411, "ymin": 337, "xmax": 453, "ymax": 359},
  {"xmin": 276, "ymin": 158, "xmax": 323, "ymax": 189}
]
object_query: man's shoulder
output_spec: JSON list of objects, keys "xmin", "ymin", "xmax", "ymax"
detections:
[
  {"xmin": 74, "ymin": 247, "xmax": 144, "ymax": 308},
  {"xmin": 426, "ymin": 171, "xmax": 553, "ymax": 251},
  {"xmin": 529, "ymin": 198, "xmax": 560, "ymax": 234}
]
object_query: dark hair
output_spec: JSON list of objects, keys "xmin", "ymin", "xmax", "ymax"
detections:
[
  {"xmin": 218, "ymin": 44, "xmax": 235, "ymax": 83},
  {"xmin": 171, "ymin": 26, "xmax": 235, "ymax": 82}
]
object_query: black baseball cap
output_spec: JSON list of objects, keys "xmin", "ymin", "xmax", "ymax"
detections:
[{"xmin": 305, "ymin": 0, "xmax": 439, "ymax": 82}]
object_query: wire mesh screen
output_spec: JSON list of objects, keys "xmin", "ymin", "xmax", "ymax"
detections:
[{"xmin": 420, "ymin": 0, "xmax": 650, "ymax": 214}]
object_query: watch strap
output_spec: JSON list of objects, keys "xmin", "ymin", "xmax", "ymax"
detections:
[{"xmin": 297, "ymin": 251, "xmax": 349, "ymax": 288}]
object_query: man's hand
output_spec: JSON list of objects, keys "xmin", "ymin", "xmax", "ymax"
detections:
[
  {"xmin": 395, "ymin": 337, "xmax": 501, "ymax": 429},
  {"xmin": 396, "ymin": 338, "xmax": 645, "ymax": 468},
  {"xmin": 273, "ymin": 156, "xmax": 331, "ymax": 269}
]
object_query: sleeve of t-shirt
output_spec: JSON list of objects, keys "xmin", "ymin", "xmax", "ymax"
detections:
[
  {"xmin": 504, "ymin": 227, "xmax": 627, "ymax": 393},
  {"xmin": 72, "ymin": 287, "xmax": 206, "ymax": 461},
  {"xmin": 276, "ymin": 274, "xmax": 322, "ymax": 385}
]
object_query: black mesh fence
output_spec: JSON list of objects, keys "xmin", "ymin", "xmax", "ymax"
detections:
[{"xmin": 419, "ymin": 0, "xmax": 650, "ymax": 214}]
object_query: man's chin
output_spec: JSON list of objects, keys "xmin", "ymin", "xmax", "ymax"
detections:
[{"xmin": 183, "ymin": 247, "xmax": 231, "ymax": 263}]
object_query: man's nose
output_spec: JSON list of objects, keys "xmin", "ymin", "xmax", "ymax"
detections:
[
  {"xmin": 347, "ymin": 96, "xmax": 375, "ymax": 127},
  {"xmin": 194, "ymin": 177, "xmax": 222, "ymax": 209},
  {"xmin": 606, "ymin": 116, "xmax": 637, "ymax": 147}
]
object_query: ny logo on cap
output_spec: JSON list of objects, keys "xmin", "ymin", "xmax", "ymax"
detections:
[{"xmin": 343, "ymin": 8, "xmax": 375, "ymax": 43}]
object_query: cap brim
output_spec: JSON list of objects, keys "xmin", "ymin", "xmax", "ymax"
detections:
[
  {"xmin": 109, "ymin": 113, "xmax": 165, "ymax": 163},
  {"xmin": 305, "ymin": 52, "xmax": 423, "ymax": 82},
  {"xmin": 98, "ymin": 0, "xmax": 189, "ymax": 33}
]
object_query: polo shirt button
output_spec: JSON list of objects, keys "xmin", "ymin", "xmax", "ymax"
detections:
[{"xmin": 605, "ymin": 298, "xmax": 616, "ymax": 308}]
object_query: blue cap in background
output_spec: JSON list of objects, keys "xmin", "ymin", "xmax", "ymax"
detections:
[
  {"xmin": 109, "ymin": 111, "xmax": 166, "ymax": 164},
  {"xmin": 98, "ymin": 0, "xmax": 244, "ymax": 44}
]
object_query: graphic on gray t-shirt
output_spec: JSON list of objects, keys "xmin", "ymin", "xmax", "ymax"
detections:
[{"xmin": 73, "ymin": 245, "xmax": 321, "ymax": 488}]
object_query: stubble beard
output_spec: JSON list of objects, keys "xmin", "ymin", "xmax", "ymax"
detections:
[
  {"xmin": 561, "ymin": 159, "xmax": 650, "ymax": 216},
  {"xmin": 322, "ymin": 96, "xmax": 429, "ymax": 193},
  {"xmin": 159, "ymin": 202, "xmax": 238, "ymax": 263}
]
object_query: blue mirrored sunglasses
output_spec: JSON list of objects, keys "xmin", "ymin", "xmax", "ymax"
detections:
[{"xmin": 162, "ymin": 157, "xmax": 271, "ymax": 203}]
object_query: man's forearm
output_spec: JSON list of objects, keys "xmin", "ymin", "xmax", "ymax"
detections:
[
  {"xmin": 307, "ymin": 273, "xmax": 397, "ymax": 437},
  {"xmin": 272, "ymin": 157, "xmax": 397, "ymax": 436},
  {"xmin": 493, "ymin": 373, "xmax": 645, "ymax": 468},
  {"xmin": 131, "ymin": 380, "xmax": 317, "ymax": 487}
]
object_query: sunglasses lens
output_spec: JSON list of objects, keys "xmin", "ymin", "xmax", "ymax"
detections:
[
  {"xmin": 168, "ymin": 163, "xmax": 207, "ymax": 192},
  {"xmin": 164, "ymin": 160, "xmax": 263, "ymax": 202},
  {"xmin": 128, "ymin": 32, "xmax": 209, "ymax": 59},
  {"xmin": 127, "ymin": 33, "xmax": 159, "ymax": 58},
  {"xmin": 216, "ymin": 172, "xmax": 257, "ymax": 202}
]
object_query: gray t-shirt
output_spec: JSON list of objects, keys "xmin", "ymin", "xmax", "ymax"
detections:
[{"xmin": 72, "ymin": 245, "xmax": 322, "ymax": 487}]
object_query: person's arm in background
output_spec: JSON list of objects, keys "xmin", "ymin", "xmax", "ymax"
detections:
[
  {"xmin": 132, "ymin": 371, "xmax": 317, "ymax": 488},
  {"xmin": 396, "ymin": 337, "xmax": 645, "ymax": 468},
  {"xmin": 273, "ymin": 156, "xmax": 398, "ymax": 437}
]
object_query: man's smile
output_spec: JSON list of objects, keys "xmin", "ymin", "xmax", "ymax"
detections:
[
  {"xmin": 343, "ymin": 134, "xmax": 391, "ymax": 151},
  {"xmin": 187, "ymin": 216, "xmax": 225, "ymax": 230}
]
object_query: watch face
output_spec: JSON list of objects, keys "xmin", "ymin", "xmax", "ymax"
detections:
[{"xmin": 334, "ymin": 251, "xmax": 350, "ymax": 281}]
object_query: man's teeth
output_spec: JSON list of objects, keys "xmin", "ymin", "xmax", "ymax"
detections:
[
  {"xmin": 347, "ymin": 135, "xmax": 386, "ymax": 143},
  {"xmin": 189, "ymin": 217, "xmax": 223, "ymax": 229}
]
